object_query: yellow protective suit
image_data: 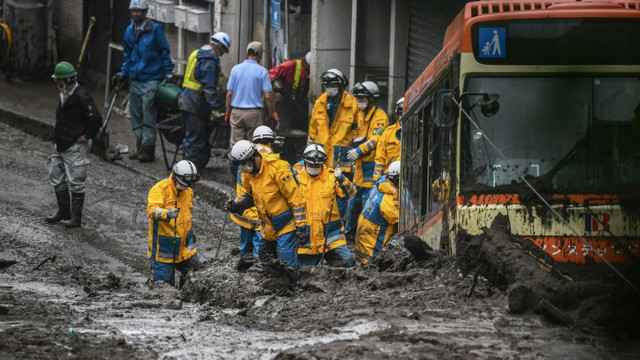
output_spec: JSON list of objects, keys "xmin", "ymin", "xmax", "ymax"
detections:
[
  {"xmin": 242, "ymin": 152, "xmax": 306, "ymax": 241},
  {"xmin": 308, "ymin": 91, "xmax": 359, "ymax": 173},
  {"xmin": 354, "ymin": 177, "xmax": 399, "ymax": 264},
  {"xmin": 297, "ymin": 166, "xmax": 356, "ymax": 255},
  {"xmin": 373, "ymin": 121, "xmax": 401, "ymax": 181},
  {"xmin": 146, "ymin": 174, "xmax": 197, "ymax": 264},
  {"xmin": 353, "ymin": 105, "xmax": 388, "ymax": 187}
]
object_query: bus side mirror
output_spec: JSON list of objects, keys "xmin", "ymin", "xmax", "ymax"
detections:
[{"xmin": 435, "ymin": 90, "xmax": 457, "ymax": 128}]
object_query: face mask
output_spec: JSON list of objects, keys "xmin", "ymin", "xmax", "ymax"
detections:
[
  {"xmin": 242, "ymin": 163, "xmax": 254, "ymax": 173},
  {"xmin": 306, "ymin": 165, "xmax": 321, "ymax": 176},
  {"xmin": 357, "ymin": 101, "xmax": 368, "ymax": 110},
  {"xmin": 132, "ymin": 13, "xmax": 146, "ymax": 24},
  {"xmin": 326, "ymin": 88, "xmax": 339, "ymax": 97},
  {"xmin": 176, "ymin": 182, "xmax": 187, "ymax": 190}
]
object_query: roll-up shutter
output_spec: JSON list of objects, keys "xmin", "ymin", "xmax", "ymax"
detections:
[{"xmin": 406, "ymin": 0, "xmax": 469, "ymax": 87}]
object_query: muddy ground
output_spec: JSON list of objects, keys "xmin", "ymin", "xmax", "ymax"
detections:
[{"xmin": 1, "ymin": 121, "xmax": 639, "ymax": 359}]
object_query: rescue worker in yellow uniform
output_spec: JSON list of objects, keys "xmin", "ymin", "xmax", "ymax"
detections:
[
  {"xmin": 355, "ymin": 160, "xmax": 400, "ymax": 265},
  {"xmin": 229, "ymin": 126, "xmax": 279, "ymax": 258},
  {"xmin": 308, "ymin": 69, "xmax": 358, "ymax": 178},
  {"xmin": 297, "ymin": 144, "xmax": 356, "ymax": 267},
  {"xmin": 225, "ymin": 140, "xmax": 308, "ymax": 267},
  {"xmin": 147, "ymin": 160, "xmax": 201, "ymax": 287},
  {"xmin": 374, "ymin": 97, "xmax": 403, "ymax": 181},
  {"xmin": 345, "ymin": 81, "xmax": 389, "ymax": 243}
]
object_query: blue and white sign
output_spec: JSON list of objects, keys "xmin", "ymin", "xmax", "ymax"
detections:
[
  {"xmin": 271, "ymin": 0, "xmax": 281, "ymax": 29},
  {"xmin": 479, "ymin": 27, "xmax": 506, "ymax": 58}
]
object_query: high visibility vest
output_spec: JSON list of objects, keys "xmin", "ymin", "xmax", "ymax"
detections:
[
  {"xmin": 182, "ymin": 49, "xmax": 201, "ymax": 91},
  {"xmin": 292, "ymin": 59, "xmax": 302, "ymax": 100}
]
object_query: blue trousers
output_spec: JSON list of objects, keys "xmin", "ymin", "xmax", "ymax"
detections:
[
  {"xmin": 129, "ymin": 80, "xmax": 160, "ymax": 147},
  {"xmin": 259, "ymin": 231, "xmax": 296, "ymax": 267},
  {"xmin": 182, "ymin": 111, "xmax": 214, "ymax": 171},
  {"xmin": 240, "ymin": 227, "xmax": 264, "ymax": 258},
  {"xmin": 297, "ymin": 244, "xmax": 355, "ymax": 267},
  {"xmin": 345, "ymin": 186, "xmax": 371, "ymax": 239},
  {"xmin": 151, "ymin": 253, "xmax": 200, "ymax": 285}
]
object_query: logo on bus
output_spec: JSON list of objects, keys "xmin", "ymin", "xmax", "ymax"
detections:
[
  {"xmin": 479, "ymin": 27, "xmax": 506, "ymax": 58},
  {"xmin": 580, "ymin": 213, "xmax": 610, "ymax": 232}
]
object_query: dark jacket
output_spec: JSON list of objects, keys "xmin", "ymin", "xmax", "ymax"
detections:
[
  {"xmin": 122, "ymin": 20, "xmax": 173, "ymax": 81},
  {"xmin": 54, "ymin": 85, "xmax": 102, "ymax": 152},
  {"xmin": 179, "ymin": 46, "xmax": 221, "ymax": 117}
]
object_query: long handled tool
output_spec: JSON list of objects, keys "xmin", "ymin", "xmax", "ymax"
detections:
[
  {"xmin": 171, "ymin": 216, "xmax": 178, "ymax": 287},
  {"xmin": 77, "ymin": 17, "xmax": 96, "ymax": 70},
  {"xmin": 320, "ymin": 147, "xmax": 343, "ymax": 266},
  {"xmin": 215, "ymin": 195, "xmax": 233, "ymax": 259},
  {"xmin": 92, "ymin": 89, "xmax": 118, "ymax": 158}
]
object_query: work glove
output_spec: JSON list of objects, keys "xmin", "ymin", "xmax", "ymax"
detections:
[
  {"xmin": 295, "ymin": 226, "xmax": 311, "ymax": 247},
  {"xmin": 165, "ymin": 72, "xmax": 174, "ymax": 81},
  {"xmin": 334, "ymin": 168, "xmax": 343, "ymax": 179},
  {"xmin": 224, "ymin": 194, "xmax": 255, "ymax": 214},
  {"xmin": 271, "ymin": 113, "xmax": 279, "ymax": 124},
  {"xmin": 272, "ymin": 136, "xmax": 285, "ymax": 154},
  {"xmin": 272, "ymin": 79, "xmax": 283, "ymax": 93},
  {"xmin": 112, "ymin": 72, "xmax": 128, "ymax": 90},
  {"xmin": 347, "ymin": 148, "xmax": 360, "ymax": 161},
  {"xmin": 167, "ymin": 208, "xmax": 180, "ymax": 219},
  {"xmin": 223, "ymin": 198, "xmax": 236, "ymax": 213},
  {"xmin": 211, "ymin": 109, "xmax": 225, "ymax": 121},
  {"xmin": 224, "ymin": 112, "xmax": 230, "ymax": 124}
]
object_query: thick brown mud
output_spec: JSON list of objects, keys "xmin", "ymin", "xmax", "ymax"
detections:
[{"xmin": 1, "ymin": 121, "xmax": 639, "ymax": 359}]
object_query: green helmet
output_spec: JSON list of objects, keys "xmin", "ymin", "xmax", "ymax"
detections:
[{"xmin": 51, "ymin": 61, "xmax": 77, "ymax": 80}]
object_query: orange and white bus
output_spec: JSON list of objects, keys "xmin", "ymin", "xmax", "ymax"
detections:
[{"xmin": 400, "ymin": 0, "xmax": 640, "ymax": 264}]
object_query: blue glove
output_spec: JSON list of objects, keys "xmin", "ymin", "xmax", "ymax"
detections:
[{"xmin": 167, "ymin": 208, "xmax": 180, "ymax": 219}]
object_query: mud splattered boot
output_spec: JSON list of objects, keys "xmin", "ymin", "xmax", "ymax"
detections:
[
  {"xmin": 138, "ymin": 145, "xmax": 155, "ymax": 163},
  {"xmin": 129, "ymin": 139, "xmax": 142, "ymax": 160},
  {"xmin": 65, "ymin": 192, "xmax": 85, "ymax": 228},
  {"xmin": 46, "ymin": 190, "xmax": 71, "ymax": 223}
]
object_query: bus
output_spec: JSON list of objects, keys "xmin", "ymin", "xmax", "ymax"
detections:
[{"xmin": 400, "ymin": 0, "xmax": 640, "ymax": 264}]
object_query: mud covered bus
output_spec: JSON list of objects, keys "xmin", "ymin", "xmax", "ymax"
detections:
[{"xmin": 400, "ymin": 0, "xmax": 640, "ymax": 264}]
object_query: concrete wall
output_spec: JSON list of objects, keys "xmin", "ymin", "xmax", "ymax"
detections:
[
  {"xmin": 388, "ymin": 0, "xmax": 409, "ymax": 112},
  {"xmin": 54, "ymin": 0, "xmax": 83, "ymax": 66},
  {"xmin": 309, "ymin": 0, "xmax": 352, "ymax": 103}
]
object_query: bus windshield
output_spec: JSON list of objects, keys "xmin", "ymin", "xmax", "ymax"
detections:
[{"xmin": 462, "ymin": 76, "xmax": 640, "ymax": 192}]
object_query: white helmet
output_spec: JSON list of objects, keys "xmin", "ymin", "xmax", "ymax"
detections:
[
  {"xmin": 353, "ymin": 81, "xmax": 380, "ymax": 98},
  {"xmin": 394, "ymin": 97, "xmax": 404, "ymax": 116},
  {"xmin": 228, "ymin": 140, "xmax": 257, "ymax": 164},
  {"xmin": 173, "ymin": 160, "xmax": 200, "ymax": 187},
  {"xmin": 129, "ymin": 0, "xmax": 149, "ymax": 10},
  {"xmin": 211, "ymin": 32, "xmax": 231, "ymax": 53},
  {"xmin": 304, "ymin": 51, "xmax": 312, "ymax": 66},
  {"xmin": 387, "ymin": 161, "xmax": 401, "ymax": 179},
  {"xmin": 302, "ymin": 144, "xmax": 327, "ymax": 165},
  {"xmin": 252, "ymin": 125, "xmax": 275, "ymax": 142},
  {"xmin": 321, "ymin": 69, "xmax": 348, "ymax": 87}
]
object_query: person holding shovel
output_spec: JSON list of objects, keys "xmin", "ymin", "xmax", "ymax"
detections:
[
  {"xmin": 146, "ymin": 160, "xmax": 200, "ymax": 288},
  {"xmin": 46, "ymin": 61, "xmax": 102, "ymax": 228},
  {"xmin": 295, "ymin": 144, "xmax": 356, "ymax": 267}
]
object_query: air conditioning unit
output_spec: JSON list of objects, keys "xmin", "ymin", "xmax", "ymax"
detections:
[
  {"xmin": 187, "ymin": 8, "xmax": 210, "ymax": 33},
  {"xmin": 174, "ymin": 5, "xmax": 190, "ymax": 29},
  {"xmin": 155, "ymin": 1, "xmax": 177, "ymax": 23}
]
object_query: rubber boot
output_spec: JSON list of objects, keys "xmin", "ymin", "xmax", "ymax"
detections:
[
  {"xmin": 46, "ymin": 190, "xmax": 71, "ymax": 223},
  {"xmin": 138, "ymin": 145, "xmax": 155, "ymax": 162},
  {"xmin": 129, "ymin": 139, "xmax": 142, "ymax": 160},
  {"xmin": 65, "ymin": 192, "xmax": 85, "ymax": 228}
]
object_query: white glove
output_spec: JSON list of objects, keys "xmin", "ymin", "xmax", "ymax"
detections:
[
  {"xmin": 334, "ymin": 168, "xmax": 342, "ymax": 179},
  {"xmin": 347, "ymin": 148, "xmax": 359, "ymax": 161},
  {"xmin": 167, "ymin": 208, "xmax": 180, "ymax": 219}
]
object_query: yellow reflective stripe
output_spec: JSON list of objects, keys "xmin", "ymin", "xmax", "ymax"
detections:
[
  {"xmin": 182, "ymin": 49, "xmax": 201, "ymax": 91},
  {"xmin": 292, "ymin": 60, "xmax": 301, "ymax": 100}
]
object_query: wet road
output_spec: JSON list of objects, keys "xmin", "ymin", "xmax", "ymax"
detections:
[{"xmin": 0, "ymin": 121, "xmax": 638, "ymax": 359}]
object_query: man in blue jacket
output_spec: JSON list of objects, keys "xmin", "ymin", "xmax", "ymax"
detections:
[
  {"xmin": 178, "ymin": 32, "xmax": 231, "ymax": 171},
  {"xmin": 114, "ymin": 0, "xmax": 174, "ymax": 163}
]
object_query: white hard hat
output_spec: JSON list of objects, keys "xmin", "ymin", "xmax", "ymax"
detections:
[
  {"xmin": 387, "ymin": 161, "xmax": 401, "ymax": 178},
  {"xmin": 321, "ymin": 69, "xmax": 348, "ymax": 87},
  {"xmin": 304, "ymin": 51, "xmax": 311, "ymax": 66},
  {"xmin": 172, "ymin": 160, "xmax": 200, "ymax": 187},
  {"xmin": 252, "ymin": 125, "xmax": 275, "ymax": 142},
  {"xmin": 129, "ymin": 0, "xmax": 149, "ymax": 10},
  {"xmin": 394, "ymin": 97, "xmax": 405, "ymax": 116},
  {"xmin": 302, "ymin": 144, "xmax": 327, "ymax": 165},
  {"xmin": 353, "ymin": 81, "xmax": 380, "ymax": 98},
  {"xmin": 211, "ymin": 32, "xmax": 231, "ymax": 52},
  {"xmin": 228, "ymin": 140, "xmax": 257, "ymax": 163}
]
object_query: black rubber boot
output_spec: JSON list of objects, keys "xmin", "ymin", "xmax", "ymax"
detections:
[
  {"xmin": 65, "ymin": 192, "xmax": 85, "ymax": 228},
  {"xmin": 129, "ymin": 139, "xmax": 142, "ymax": 160},
  {"xmin": 138, "ymin": 145, "xmax": 155, "ymax": 162},
  {"xmin": 46, "ymin": 190, "xmax": 71, "ymax": 223}
]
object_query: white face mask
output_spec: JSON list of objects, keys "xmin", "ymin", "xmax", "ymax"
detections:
[
  {"xmin": 326, "ymin": 87, "xmax": 339, "ymax": 97},
  {"xmin": 357, "ymin": 101, "xmax": 368, "ymax": 110},
  {"xmin": 176, "ymin": 182, "xmax": 188, "ymax": 190},
  {"xmin": 242, "ymin": 163, "xmax": 254, "ymax": 173},
  {"xmin": 306, "ymin": 165, "xmax": 321, "ymax": 176}
]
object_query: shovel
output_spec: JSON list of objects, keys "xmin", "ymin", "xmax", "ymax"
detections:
[{"xmin": 92, "ymin": 89, "xmax": 118, "ymax": 159}]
